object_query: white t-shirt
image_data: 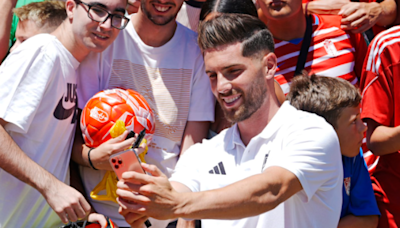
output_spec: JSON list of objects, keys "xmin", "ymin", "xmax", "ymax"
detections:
[
  {"xmin": 0, "ymin": 34, "xmax": 79, "ymax": 228},
  {"xmin": 77, "ymin": 21, "xmax": 215, "ymax": 227},
  {"xmin": 170, "ymin": 101, "xmax": 343, "ymax": 228}
]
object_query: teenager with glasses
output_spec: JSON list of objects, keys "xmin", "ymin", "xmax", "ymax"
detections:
[
  {"xmin": 72, "ymin": 0, "xmax": 215, "ymax": 227},
  {"xmin": 74, "ymin": 0, "xmax": 129, "ymax": 30},
  {"xmin": 0, "ymin": 0, "xmax": 127, "ymax": 227}
]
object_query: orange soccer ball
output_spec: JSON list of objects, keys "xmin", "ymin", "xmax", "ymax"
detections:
[{"xmin": 80, "ymin": 88, "xmax": 155, "ymax": 148}]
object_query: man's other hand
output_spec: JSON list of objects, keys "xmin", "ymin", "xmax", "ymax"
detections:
[
  {"xmin": 339, "ymin": 2, "xmax": 382, "ymax": 33},
  {"xmin": 116, "ymin": 163, "xmax": 180, "ymax": 221},
  {"xmin": 43, "ymin": 180, "xmax": 91, "ymax": 224}
]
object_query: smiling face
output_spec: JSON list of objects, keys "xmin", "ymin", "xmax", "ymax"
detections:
[
  {"xmin": 335, "ymin": 106, "xmax": 367, "ymax": 157},
  {"xmin": 205, "ymin": 43, "xmax": 269, "ymax": 123},
  {"xmin": 141, "ymin": 0, "xmax": 184, "ymax": 26},
  {"xmin": 258, "ymin": 0, "xmax": 303, "ymax": 20},
  {"xmin": 69, "ymin": 0, "xmax": 126, "ymax": 53}
]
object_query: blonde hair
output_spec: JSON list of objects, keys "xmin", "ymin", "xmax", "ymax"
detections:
[{"xmin": 13, "ymin": 0, "xmax": 66, "ymax": 29}]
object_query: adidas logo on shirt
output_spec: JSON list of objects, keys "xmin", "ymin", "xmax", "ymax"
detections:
[{"xmin": 209, "ymin": 162, "xmax": 226, "ymax": 175}]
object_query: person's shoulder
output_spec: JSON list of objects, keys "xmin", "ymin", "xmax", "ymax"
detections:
[
  {"xmin": 281, "ymin": 102, "xmax": 333, "ymax": 130},
  {"xmin": 6, "ymin": 34, "xmax": 64, "ymax": 64},
  {"xmin": 369, "ymin": 25, "xmax": 400, "ymax": 57},
  {"xmin": 365, "ymin": 25, "xmax": 400, "ymax": 72},
  {"xmin": 183, "ymin": 127, "xmax": 233, "ymax": 158},
  {"xmin": 14, "ymin": 34, "xmax": 57, "ymax": 52},
  {"xmin": 277, "ymin": 102, "xmax": 338, "ymax": 144},
  {"xmin": 176, "ymin": 22, "xmax": 200, "ymax": 47},
  {"xmin": 177, "ymin": 22, "xmax": 198, "ymax": 39}
]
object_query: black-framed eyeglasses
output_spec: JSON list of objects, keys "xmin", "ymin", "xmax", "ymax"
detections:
[{"xmin": 75, "ymin": 0, "xmax": 129, "ymax": 30}]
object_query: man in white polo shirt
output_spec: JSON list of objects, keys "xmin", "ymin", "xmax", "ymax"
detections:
[{"xmin": 116, "ymin": 14, "xmax": 343, "ymax": 228}]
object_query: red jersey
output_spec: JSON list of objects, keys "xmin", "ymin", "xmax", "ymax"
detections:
[
  {"xmin": 274, "ymin": 14, "xmax": 367, "ymax": 94},
  {"xmin": 360, "ymin": 25, "xmax": 400, "ymax": 228}
]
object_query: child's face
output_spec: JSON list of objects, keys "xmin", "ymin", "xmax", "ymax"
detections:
[
  {"xmin": 10, "ymin": 20, "xmax": 42, "ymax": 53},
  {"xmin": 335, "ymin": 106, "xmax": 367, "ymax": 157}
]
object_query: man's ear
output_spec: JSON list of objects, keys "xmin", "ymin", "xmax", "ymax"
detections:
[
  {"xmin": 262, "ymin": 52, "xmax": 277, "ymax": 80},
  {"xmin": 65, "ymin": 0, "xmax": 76, "ymax": 20}
]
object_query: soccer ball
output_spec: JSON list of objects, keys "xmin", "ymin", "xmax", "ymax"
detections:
[{"xmin": 80, "ymin": 88, "xmax": 155, "ymax": 148}]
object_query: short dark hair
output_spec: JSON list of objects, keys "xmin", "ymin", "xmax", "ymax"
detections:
[
  {"xmin": 198, "ymin": 14, "xmax": 274, "ymax": 58},
  {"xmin": 199, "ymin": 0, "xmax": 258, "ymax": 21},
  {"xmin": 287, "ymin": 72, "xmax": 361, "ymax": 129}
]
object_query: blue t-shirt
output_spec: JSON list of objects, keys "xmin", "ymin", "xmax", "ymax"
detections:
[{"xmin": 341, "ymin": 149, "xmax": 380, "ymax": 218}]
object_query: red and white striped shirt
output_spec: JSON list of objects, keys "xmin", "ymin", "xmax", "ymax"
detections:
[{"xmin": 274, "ymin": 14, "xmax": 367, "ymax": 94}]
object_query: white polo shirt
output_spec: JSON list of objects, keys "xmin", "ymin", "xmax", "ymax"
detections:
[{"xmin": 170, "ymin": 101, "xmax": 343, "ymax": 228}]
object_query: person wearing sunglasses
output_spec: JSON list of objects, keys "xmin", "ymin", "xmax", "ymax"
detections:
[{"xmin": 0, "ymin": 0, "xmax": 127, "ymax": 227}]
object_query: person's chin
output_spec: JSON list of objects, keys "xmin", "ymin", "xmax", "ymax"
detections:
[
  {"xmin": 87, "ymin": 43, "xmax": 107, "ymax": 53},
  {"xmin": 267, "ymin": 8, "xmax": 294, "ymax": 20}
]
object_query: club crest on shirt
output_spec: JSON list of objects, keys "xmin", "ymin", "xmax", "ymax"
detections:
[
  {"xmin": 344, "ymin": 177, "xmax": 351, "ymax": 196},
  {"xmin": 323, "ymin": 39, "xmax": 339, "ymax": 57}
]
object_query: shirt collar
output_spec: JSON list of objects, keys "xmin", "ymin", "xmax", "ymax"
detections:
[
  {"xmin": 225, "ymin": 124, "xmax": 244, "ymax": 151},
  {"xmin": 257, "ymin": 101, "xmax": 296, "ymax": 140},
  {"xmin": 224, "ymin": 101, "xmax": 297, "ymax": 150}
]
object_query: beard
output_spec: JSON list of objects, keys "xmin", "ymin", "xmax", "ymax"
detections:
[
  {"xmin": 141, "ymin": 0, "xmax": 177, "ymax": 26},
  {"xmin": 219, "ymin": 72, "xmax": 267, "ymax": 123}
]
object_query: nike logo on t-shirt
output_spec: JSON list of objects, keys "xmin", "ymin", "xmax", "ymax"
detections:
[{"xmin": 53, "ymin": 83, "xmax": 77, "ymax": 123}]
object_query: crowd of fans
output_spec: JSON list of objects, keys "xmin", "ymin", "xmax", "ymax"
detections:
[{"xmin": 0, "ymin": 0, "xmax": 400, "ymax": 227}]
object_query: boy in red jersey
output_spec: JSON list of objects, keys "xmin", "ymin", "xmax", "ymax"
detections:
[
  {"xmin": 360, "ymin": 25, "xmax": 400, "ymax": 228},
  {"xmin": 257, "ymin": 0, "xmax": 367, "ymax": 94}
]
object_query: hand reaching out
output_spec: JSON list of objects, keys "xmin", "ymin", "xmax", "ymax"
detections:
[
  {"xmin": 339, "ymin": 2, "xmax": 382, "ymax": 33},
  {"xmin": 42, "ymin": 179, "xmax": 91, "ymax": 224}
]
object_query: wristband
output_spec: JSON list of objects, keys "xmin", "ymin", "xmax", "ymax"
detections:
[{"xmin": 88, "ymin": 148, "xmax": 98, "ymax": 170}]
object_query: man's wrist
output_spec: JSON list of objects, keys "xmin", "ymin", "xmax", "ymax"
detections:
[
  {"xmin": 173, "ymin": 191, "xmax": 191, "ymax": 219},
  {"xmin": 377, "ymin": 1, "xmax": 396, "ymax": 26},
  {"xmin": 173, "ymin": 191, "xmax": 202, "ymax": 220},
  {"xmin": 34, "ymin": 170, "xmax": 60, "ymax": 196}
]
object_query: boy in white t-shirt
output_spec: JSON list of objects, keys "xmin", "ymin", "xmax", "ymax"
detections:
[{"xmin": 0, "ymin": 0, "xmax": 128, "ymax": 227}]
